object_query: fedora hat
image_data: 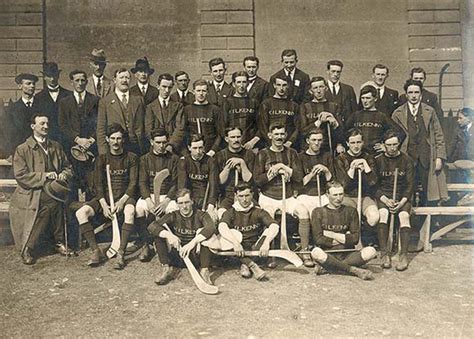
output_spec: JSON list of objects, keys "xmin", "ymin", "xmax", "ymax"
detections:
[
  {"xmin": 44, "ymin": 179, "xmax": 71, "ymax": 203},
  {"xmin": 131, "ymin": 57, "xmax": 154, "ymax": 75},
  {"xmin": 41, "ymin": 62, "xmax": 61, "ymax": 77},
  {"xmin": 71, "ymin": 145, "xmax": 95, "ymax": 163},
  {"xmin": 15, "ymin": 73, "xmax": 39, "ymax": 84},
  {"xmin": 89, "ymin": 48, "xmax": 107, "ymax": 64}
]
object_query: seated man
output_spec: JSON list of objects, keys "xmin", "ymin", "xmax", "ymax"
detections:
[
  {"xmin": 75, "ymin": 123, "xmax": 138, "ymax": 269},
  {"xmin": 375, "ymin": 130, "xmax": 415, "ymax": 271},
  {"xmin": 148, "ymin": 188, "xmax": 216, "ymax": 286},
  {"xmin": 135, "ymin": 128, "xmax": 179, "ymax": 262},
  {"xmin": 218, "ymin": 183, "xmax": 279, "ymax": 281},
  {"xmin": 311, "ymin": 181, "xmax": 376, "ymax": 280}
]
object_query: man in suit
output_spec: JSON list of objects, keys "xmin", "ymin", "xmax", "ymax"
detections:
[
  {"xmin": 130, "ymin": 57, "xmax": 159, "ymax": 106},
  {"xmin": 58, "ymin": 70, "xmax": 99, "ymax": 197},
  {"xmin": 243, "ymin": 56, "xmax": 268, "ymax": 107},
  {"xmin": 3, "ymin": 73, "xmax": 41, "ymax": 156},
  {"xmin": 325, "ymin": 59, "xmax": 358, "ymax": 123},
  {"xmin": 97, "ymin": 68, "xmax": 146, "ymax": 155},
  {"xmin": 207, "ymin": 57, "xmax": 233, "ymax": 107},
  {"xmin": 170, "ymin": 71, "xmax": 194, "ymax": 106},
  {"xmin": 392, "ymin": 79, "xmax": 447, "ymax": 205},
  {"xmin": 358, "ymin": 64, "xmax": 399, "ymax": 116},
  {"xmin": 145, "ymin": 73, "xmax": 185, "ymax": 154},
  {"xmin": 268, "ymin": 49, "xmax": 311, "ymax": 105},
  {"xmin": 86, "ymin": 48, "xmax": 112, "ymax": 98},
  {"xmin": 398, "ymin": 67, "xmax": 443, "ymax": 120},
  {"xmin": 35, "ymin": 62, "xmax": 72, "ymax": 143}
]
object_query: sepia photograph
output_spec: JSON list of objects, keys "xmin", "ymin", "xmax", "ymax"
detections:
[{"xmin": 0, "ymin": 0, "xmax": 472, "ymax": 337}]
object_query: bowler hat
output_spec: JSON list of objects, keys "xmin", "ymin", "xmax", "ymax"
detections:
[
  {"xmin": 15, "ymin": 73, "xmax": 39, "ymax": 84},
  {"xmin": 44, "ymin": 179, "xmax": 72, "ymax": 203},
  {"xmin": 89, "ymin": 48, "xmax": 107, "ymax": 64},
  {"xmin": 71, "ymin": 145, "xmax": 95, "ymax": 163},
  {"xmin": 41, "ymin": 62, "xmax": 61, "ymax": 77},
  {"xmin": 131, "ymin": 57, "xmax": 154, "ymax": 75}
]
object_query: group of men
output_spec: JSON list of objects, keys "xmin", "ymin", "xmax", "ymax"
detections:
[{"xmin": 6, "ymin": 47, "xmax": 470, "ymax": 288}]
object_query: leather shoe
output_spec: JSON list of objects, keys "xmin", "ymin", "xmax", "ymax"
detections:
[
  {"xmin": 240, "ymin": 264, "xmax": 252, "ymax": 278},
  {"xmin": 155, "ymin": 265, "xmax": 175, "ymax": 285},
  {"xmin": 22, "ymin": 247, "xmax": 35, "ymax": 265},
  {"xmin": 396, "ymin": 254, "xmax": 409, "ymax": 271},
  {"xmin": 55, "ymin": 242, "xmax": 74, "ymax": 256},
  {"xmin": 87, "ymin": 248, "xmax": 105, "ymax": 267},
  {"xmin": 139, "ymin": 244, "xmax": 153, "ymax": 262},
  {"xmin": 349, "ymin": 266, "xmax": 374, "ymax": 280},
  {"xmin": 249, "ymin": 262, "xmax": 267, "ymax": 281},
  {"xmin": 200, "ymin": 268, "xmax": 213, "ymax": 285},
  {"xmin": 302, "ymin": 253, "xmax": 315, "ymax": 268},
  {"xmin": 267, "ymin": 257, "xmax": 277, "ymax": 269},
  {"xmin": 113, "ymin": 251, "xmax": 126, "ymax": 270}
]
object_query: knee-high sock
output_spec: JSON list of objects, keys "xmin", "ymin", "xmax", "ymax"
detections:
[
  {"xmin": 299, "ymin": 219, "xmax": 311, "ymax": 249},
  {"xmin": 119, "ymin": 223, "xmax": 134, "ymax": 253},
  {"xmin": 154, "ymin": 237, "xmax": 170, "ymax": 265},
  {"xmin": 377, "ymin": 223, "xmax": 388, "ymax": 253},
  {"xmin": 400, "ymin": 227, "xmax": 410, "ymax": 255},
  {"xmin": 343, "ymin": 251, "xmax": 366, "ymax": 267},
  {"xmin": 322, "ymin": 254, "xmax": 351, "ymax": 273},
  {"xmin": 135, "ymin": 217, "xmax": 151, "ymax": 244},
  {"xmin": 80, "ymin": 221, "xmax": 98, "ymax": 250}
]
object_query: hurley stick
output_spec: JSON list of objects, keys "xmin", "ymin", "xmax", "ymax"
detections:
[
  {"xmin": 106, "ymin": 164, "xmax": 121, "ymax": 258},
  {"xmin": 316, "ymin": 173, "xmax": 322, "ymax": 207},
  {"xmin": 280, "ymin": 174, "xmax": 290, "ymax": 250},
  {"xmin": 387, "ymin": 168, "xmax": 399, "ymax": 254},
  {"xmin": 197, "ymin": 118, "xmax": 202, "ymax": 135},
  {"xmin": 327, "ymin": 123, "xmax": 333, "ymax": 155},
  {"xmin": 355, "ymin": 168, "xmax": 363, "ymax": 250}
]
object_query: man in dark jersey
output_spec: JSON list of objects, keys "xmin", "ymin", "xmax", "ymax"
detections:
[
  {"xmin": 311, "ymin": 181, "xmax": 376, "ymax": 280},
  {"xmin": 375, "ymin": 130, "xmax": 415, "ymax": 271},
  {"xmin": 75, "ymin": 123, "xmax": 138, "ymax": 269},
  {"xmin": 148, "ymin": 188, "xmax": 216, "ymax": 286},
  {"xmin": 178, "ymin": 134, "xmax": 218, "ymax": 221},
  {"xmin": 346, "ymin": 85, "xmax": 404, "ymax": 155},
  {"xmin": 254, "ymin": 123, "xmax": 307, "ymax": 267},
  {"xmin": 258, "ymin": 76, "xmax": 299, "ymax": 148},
  {"xmin": 218, "ymin": 183, "xmax": 279, "ymax": 280},
  {"xmin": 298, "ymin": 76, "xmax": 345, "ymax": 154},
  {"xmin": 183, "ymin": 79, "xmax": 221, "ymax": 156},
  {"xmin": 214, "ymin": 127, "xmax": 255, "ymax": 218},
  {"xmin": 221, "ymin": 71, "xmax": 260, "ymax": 150},
  {"xmin": 135, "ymin": 129, "xmax": 179, "ymax": 261},
  {"xmin": 335, "ymin": 128, "xmax": 380, "ymax": 228}
]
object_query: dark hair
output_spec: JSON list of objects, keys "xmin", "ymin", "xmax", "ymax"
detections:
[
  {"xmin": 372, "ymin": 64, "xmax": 389, "ymax": 74},
  {"xmin": 30, "ymin": 113, "xmax": 49, "ymax": 125},
  {"xmin": 346, "ymin": 128, "xmax": 363, "ymax": 142},
  {"xmin": 209, "ymin": 57, "xmax": 226, "ymax": 70},
  {"xmin": 403, "ymin": 79, "xmax": 423, "ymax": 92},
  {"xmin": 225, "ymin": 126, "xmax": 242, "ymax": 137},
  {"xmin": 326, "ymin": 180, "xmax": 344, "ymax": 194},
  {"xmin": 306, "ymin": 128, "xmax": 324, "ymax": 140},
  {"xmin": 310, "ymin": 76, "xmax": 326, "ymax": 86},
  {"xmin": 269, "ymin": 123, "xmax": 286, "ymax": 133},
  {"xmin": 243, "ymin": 56, "xmax": 260, "ymax": 66},
  {"xmin": 281, "ymin": 49, "xmax": 297, "ymax": 61},
  {"xmin": 273, "ymin": 75, "xmax": 288, "ymax": 85},
  {"xmin": 176, "ymin": 188, "xmax": 192, "ymax": 199},
  {"xmin": 234, "ymin": 182, "xmax": 253, "ymax": 193},
  {"xmin": 360, "ymin": 85, "xmax": 377, "ymax": 98},
  {"xmin": 106, "ymin": 122, "xmax": 127, "ymax": 138},
  {"xmin": 460, "ymin": 107, "xmax": 474, "ymax": 119},
  {"xmin": 193, "ymin": 79, "xmax": 208, "ymax": 89},
  {"xmin": 410, "ymin": 67, "xmax": 426, "ymax": 79},
  {"xmin": 327, "ymin": 60, "xmax": 344, "ymax": 70},
  {"xmin": 232, "ymin": 71, "xmax": 248, "ymax": 83},
  {"xmin": 69, "ymin": 69, "xmax": 87, "ymax": 80},
  {"xmin": 150, "ymin": 128, "xmax": 169, "ymax": 140},
  {"xmin": 187, "ymin": 133, "xmax": 204, "ymax": 146},
  {"xmin": 113, "ymin": 68, "xmax": 130, "ymax": 77},
  {"xmin": 381, "ymin": 129, "xmax": 400, "ymax": 143},
  {"xmin": 175, "ymin": 71, "xmax": 189, "ymax": 80},
  {"xmin": 157, "ymin": 73, "xmax": 174, "ymax": 86}
]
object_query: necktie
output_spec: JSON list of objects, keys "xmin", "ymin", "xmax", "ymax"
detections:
[
  {"xmin": 377, "ymin": 88, "xmax": 381, "ymax": 100},
  {"xmin": 96, "ymin": 78, "xmax": 102, "ymax": 96},
  {"xmin": 26, "ymin": 101, "xmax": 32, "ymax": 108},
  {"xmin": 122, "ymin": 93, "xmax": 128, "ymax": 108},
  {"xmin": 332, "ymin": 84, "xmax": 337, "ymax": 96},
  {"xmin": 163, "ymin": 100, "xmax": 168, "ymax": 109},
  {"xmin": 180, "ymin": 92, "xmax": 185, "ymax": 103},
  {"xmin": 216, "ymin": 84, "xmax": 221, "ymax": 96},
  {"xmin": 411, "ymin": 106, "xmax": 417, "ymax": 121},
  {"xmin": 78, "ymin": 93, "xmax": 84, "ymax": 107},
  {"xmin": 141, "ymin": 86, "xmax": 146, "ymax": 96},
  {"xmin": 49, "ymin": 87, "xmax": 59, "ymax": 93}
]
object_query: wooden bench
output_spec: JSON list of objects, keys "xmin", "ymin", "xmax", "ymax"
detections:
[{"xmin": 414, "ymin": 206, "xmax": 474, "ymax": 252}]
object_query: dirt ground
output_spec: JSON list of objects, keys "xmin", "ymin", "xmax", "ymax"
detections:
[{"xmin": 0, "ymin": 241, "xmax": 472, "ymax": 338}]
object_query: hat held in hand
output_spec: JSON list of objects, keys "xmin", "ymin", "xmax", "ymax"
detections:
[
  {"xmin": 71, "ymin": 145, "xmax": 95, "ymax": 163},
  {"xmin": 44, "ymin": 178, "xmax": 72, "ymax": 203}
]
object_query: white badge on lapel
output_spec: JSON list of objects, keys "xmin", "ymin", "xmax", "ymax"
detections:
[{"xmin": 294, "ymin": 79, "xmax": 300, "ymax": 87}]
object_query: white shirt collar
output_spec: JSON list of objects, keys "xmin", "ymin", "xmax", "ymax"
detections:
[
  {"xmin": 409, "ymin": 102, "xmax": 421, "ymax": 115},
  {"xmin": 74, "ymin": 91, "xmax": 85, "ymax": 104},
  {"xmin": 21, "ymin": 96, "xmax": 34, "ymax": 106},
  {"xmin": 139, "ymin": 82, "xmax": 149, "ymax": 93},
  {"xmin": 93, "ymin": 74, "xmax": 104, "ymax": 86},
  {"xmin": 177, "ymin": 88, "xmax": 187, "ymax": 97},
  {"xmin": 159, "ymin": 96, "xmax": 169, "ymax": 107},
  {"xmin": 33, "ymin": 135, "xmax": 47, "ymax": 146},
  {"xmin": 285, "ymin": 68, "xmax": 295, "ymax": 79},
  {"xmin": 213, "ymin": 80, "xmax": 224, "ymax": 90},
  {"xmin": 115, "ymin": 89, "xmax": 129, "ymax": 101}
]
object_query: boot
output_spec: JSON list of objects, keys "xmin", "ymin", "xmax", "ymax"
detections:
[
  {"xmin": 314, "ymin": 262, "xmax": 328, "ymax": 275},
  {"xmin": 200, "ymin": 268, "xmax": 213, "ymax": 285},
  {"xmin": 396, "ymin": 254, "xmax": 409, "ymax": 271},
  {"xmin": 87, "ymin": 248, "xmax": 105, "ymax": 267},
  {"xmin": 349, "ymin": 266, "xmax": 374, "ymax": 280},
  {"xmin": 22, "ymin": 247, "xmax": 35, "ymax": 265},
  {"xmin": 302, "ymin": 250, "xmax": 315, "ymax": 268},
  {"xmin": 249, "ymin": 261, "xmax": 267, "ymax": 281},
  {"xmin": 380, "ymin": 253, "xmax": 392, "ymax": 269},
  {"xmin": 396, "ymin": 227, "xmax": 410, "ymax": 271},
  {"xmin": 139, "ymin": 244, "xmax": 153, "ymax": 262},
  {"xmin": 240, "ymin": 264, "xmax": 252, "ymax": 278},
  {"xmin": 155, "ymin": 265, "xmax": 174, "ymax": 285},
  {"xmin": 113, "ymin": 251, "xmax": 126, "ymax": 270},
  {"xmin": 267, "ymin": 257, "xmax": 277, "ymax": 269}
]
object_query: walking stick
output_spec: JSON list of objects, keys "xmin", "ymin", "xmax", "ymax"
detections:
[
  {"xmin": 280, "ymin": 174, "xmax": 290, "ymax": 250},
  {"xmin": 327, "ymin": 124, "xmax": 333, "ymax": 155},
  {"xmin": 387, "ymin": 168, "xmax": 399, "ymax": 253},
  {"xmin": 316, "ymin": 173, "xmax": 322, "ymax": 207},
  {"xmin": 355, "ymin": 168, "xmax": 363, "ymax": 250},
  {"xmin": 106, "ymin": 164, "xmax": 121, "ymax": 258}
]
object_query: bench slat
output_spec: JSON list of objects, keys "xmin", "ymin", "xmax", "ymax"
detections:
[{"xmin": 413, "ymin": 206, "xmax": 474, "ymax": 216}]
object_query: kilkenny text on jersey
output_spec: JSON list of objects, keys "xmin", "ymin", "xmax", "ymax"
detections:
[
  {"xmin": 221, "ymin": 207, "xmax": 275, "ymax": 242},
  {"xmin": 139, "ymin": 151, "xmax": 179, "ymax": 199}
]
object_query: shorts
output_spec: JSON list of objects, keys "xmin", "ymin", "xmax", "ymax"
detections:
[
  {"xmin": 136, "ymin": 194, "xmax": 178, "ymax": 216},
  {"xmin": 342, "ymin": 196, "xmax": 377, "ymax": 214},
  {"xmin": 297, "ymin": 194, "xmax": 329, "ymax": 214},
  {"xmin": 258, "ymin": 193, "xmax": 300, "ymax": 217},
  {"xmin": 86, "ymin": 196, "xmax": 136, "ymax": 214}
]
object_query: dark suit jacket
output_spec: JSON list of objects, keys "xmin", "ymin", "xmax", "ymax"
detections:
[
  {"xmin": 325, "ymin": 82, "xmax": 358, "ymax": 123},
  {"xmin": 3, "ymin": 98, "xmax": 41, "ymax": 155},
  {"xmin": 35, "ymin": 86, "xmax": 73, "ymax": 142},
  {"xmin": 398, "ymin": 89, "xmax": 443, "ymax": 120},
  {"xmin": 145, "ymin": 99, "xmax": 185, "ymax": 153},
  {"xmin": 97, "ymin": 92, "xmax": 146, "ymax": 155},
  {"xmin": 358, "ymin": 86, "xmax": 399, "ymax": 116},
  {"xmin": 58, "ymin": 92, "xmax": 99, "ymax": 151},
  {"xmin": 170, "ymin": 90, "xmax": 195, "ymax": 106},
  {"xmin": 207, "ymin": 81, "xmax": 233, "ymax": 107},
  {"xmin": 86, "ymin": 75, "xmax": 113, "ymax": 98},
  {"xmin": 248, "ymin": 76, "xmax": 268, "ymax": 107},
  {"xmin": 130, "ymin": 84, "xmax": 159, "ymax": 106},
  {"xmin": 268, "ymin": 68, "xmax": 311, "ymax": 105}
]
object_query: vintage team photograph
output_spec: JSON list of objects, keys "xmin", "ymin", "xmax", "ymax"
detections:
[{"xmin": 0, "ymin": 0, "xmax": 472, "ymax": 337}]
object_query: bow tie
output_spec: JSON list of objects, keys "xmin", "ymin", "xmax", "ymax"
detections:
[{"xmin": 49, "ymin": 87, "xmax": 60, "ymax": 93}]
